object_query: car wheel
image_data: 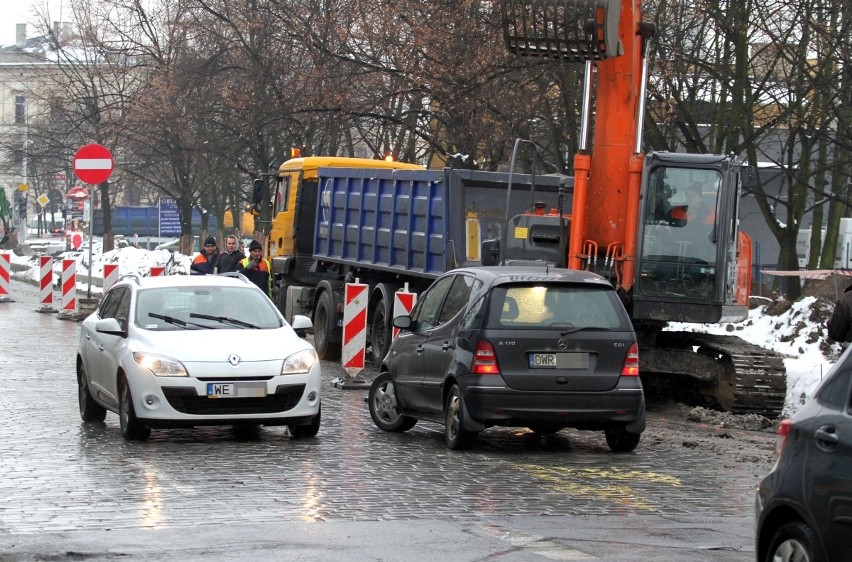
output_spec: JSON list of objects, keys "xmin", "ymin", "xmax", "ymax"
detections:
[
  {"xmin": 370, "ymin": 298, "xmax": 391, "ymax": 366},
  {"xmin": 368, "ymin": 373, "xmax": 417, "ymax": 432},
  {"xmin": 78, "ymin": 363, "xmax": 106, "ymax": 422},
  {"xmin": 765, "ymin": 521, "xmax": 817, "ymax": 562},
  {"xmin": 527, "ymin": 423, "xmax": 565, "ymax": 435},
  {"xmin": 444, "ymin": 384, "xmax": 478, "ymax": 450},
  {"xmin": 313, "ymin": 290, "xmax": 341, "ymax": 361},
  {"xmin": 289, "ymin": 404, "xmax": 321, "ymax": 438},
  {"xmin": 604, "ymin": 426, "xmax": 641, "ymax": 452},
  {"xmin": 119, "ymin": 375, "xmax": 151, "ymax": 441}
]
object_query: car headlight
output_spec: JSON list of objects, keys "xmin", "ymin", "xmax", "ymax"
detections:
[
  {"xmin": 133, "ymin": 352, "xmax": 188, "ymax": 377},
  {"xmin": 281, "ymin": 349, "xmax": 318, "ymax": 375}
]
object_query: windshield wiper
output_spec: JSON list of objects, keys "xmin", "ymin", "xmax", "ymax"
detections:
[
  {"xmin": 148, "ymin": 312, "xmax": 210, "ymax": 329},
  {"xmin": 549, "ymin": 323, "xmax": 608, "ymax": 335},
  {"xmin": 189, "ymin": 312, "xmax": 259, "ymax": 329}
]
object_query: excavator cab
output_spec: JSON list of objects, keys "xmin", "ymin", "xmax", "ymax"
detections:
[
  {"xmin": 500, "ymin": 0, "xmax": 622, "ymax": 60},
  {"xmin": 633, "ymin": 152, "xmax": 748, "ymax": 325}
]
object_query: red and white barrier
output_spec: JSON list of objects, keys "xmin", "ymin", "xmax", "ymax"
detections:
[
  {"xmin": 37, "ymin": 256, "xmax": 56, "ymax": 312},
  {"xmin": 341, "ymin": 280, "xmax": 368, "ymax": 376},
  {"xmin": 150, "ymin": 266, "xmax": 165, "ymax": 276},
  {"xmin": 60, "ymin": 259, "xmax": 77, "ymax": 315},
  {"xmin": 392, "ymin": 284, "xmax": 417, "ymax": 341},
  {"xmin": 103, "ymin": 263, "xmax": 118, "ymax": 292},
  {"xmin": 0, "ymin": 252, "xmax": 12, "ymax": 303}
]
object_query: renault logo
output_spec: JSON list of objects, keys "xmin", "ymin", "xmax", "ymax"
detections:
[
  {"xmin": 228, "ymin": 354, "xmax": 241, "ymax": 366},
  {"xmin": 557, "ymin": 339, "xmax": 568, "ymax": 350}
]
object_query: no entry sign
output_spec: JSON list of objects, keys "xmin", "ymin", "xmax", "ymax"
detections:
[{"xmin": 73, "ymin": 143, "xmax": 114, "ymax": 185}]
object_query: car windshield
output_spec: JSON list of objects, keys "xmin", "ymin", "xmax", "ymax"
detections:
[
  {"xmin": 487, "ymin": 284, "xmax": 630, "ymax": 330},
  {"xmin": 135, "ymin": 286, "xmax": 282, "ymax": 331}
]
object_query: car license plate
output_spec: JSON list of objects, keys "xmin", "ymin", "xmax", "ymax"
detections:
[
  {"xmin": 529, "ymin": 353, "xmax": 589, "ymax": 369},
  {"xmin": 207, "ymin": 382, "xmax": 267, "ymax": 398}
]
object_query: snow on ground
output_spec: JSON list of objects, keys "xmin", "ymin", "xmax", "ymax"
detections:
[
  {"xmin": 5, "ymin": 240, "xmax": 836, "ymax": 418},
  {"xmin": 670, "ymin": 296, "xmax": 836, "ymax": 417}
]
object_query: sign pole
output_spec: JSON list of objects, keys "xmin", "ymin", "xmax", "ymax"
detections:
[{"xmin": 87, "ymin": 187, "xmax": 93, "ymax": 299}]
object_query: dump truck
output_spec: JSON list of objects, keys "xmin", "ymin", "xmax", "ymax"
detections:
[{"xmin": 260, "ymin": 156, "xmax": 570, "ymax": 366}]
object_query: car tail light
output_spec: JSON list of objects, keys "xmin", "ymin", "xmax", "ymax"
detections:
[
  {"xmin": 774, "ymin": 419, "xmax": 792, "ymax": 460},
  {"xmin": 471, "ymin": 340, "xmax": 500, "ymax": 375},
  {"xmin": 621, "ymin": 342, "xmax": 639, "ymax": 376}
]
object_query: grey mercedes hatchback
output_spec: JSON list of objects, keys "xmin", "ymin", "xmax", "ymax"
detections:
[{"xmin": 368, "ymin": 266, "xmax": 645, "ymax": 450}]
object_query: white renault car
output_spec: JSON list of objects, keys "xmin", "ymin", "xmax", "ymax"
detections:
[{"xmin": 76, "ymin": 273, "xmax": 321, "ymax": 440}]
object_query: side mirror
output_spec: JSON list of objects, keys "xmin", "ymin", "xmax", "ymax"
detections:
[
  {"xmin": 740, "ymin": 165, "xmax": 758, "ymax": 189},
  {"xmin": 251, "ymin": 178, "xmax": 265, "ymax": 213},
  {"xmin": 291, "ymin": 314, "xmax": 314, "ymax": 338},
  {"xmin": 481, "ymin": 238, "xmax": 501, "ymax": 266},
  {"xmin": 95, "ymin": 317, "xmax": 127, "ymax": 338},
  {"xmin": 392, "ymin": 315, "xmax": 413, "ymax": 331}
]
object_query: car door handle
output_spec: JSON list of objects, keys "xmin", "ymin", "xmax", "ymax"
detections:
[
  {"xmin": 416, "ymin": 345, "xmax": 424, "ymax": 354},
  {"xmin": 98, "ymin": 344, "xmax": 104, "ymax": 352},
  {"xmin": 86, "ymin": 334, "xmax": 91, "ymax": 340},
  {"xmin": 814, "ymin": 425, "xmax": 839, "ymax": 448},
  {"xmin": 442, "ymin": 341, "xmax": 453, "ymax": 351}
]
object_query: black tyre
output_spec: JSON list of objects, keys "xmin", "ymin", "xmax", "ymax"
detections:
[
  {"xmin": 444, "ymin": 384, "xmax": 477, "ymax": 450},
  {"xmin": 289, "ymin": 404, "xmax": 321, "ymax": 438},
  {"xmin": 370, "ymin": 297, "xmax": 391, "ymax": 366},
  {"xmin": 604, "ymin": 426, "xmax": 641, "ymax": 452},
  {"xmin": 77, "ymin": 362, "xmax": 106, "ymax": 422},
  {"xmin": 313, "ymin": 290, "xmax": 341, "ymax": 360},
  {"xmin": 527, "ymin": 423, "xmax": 565, "ymax": 435},
  {"xmin": 368, "ymin": 373, "xmax": 417, "ymax": 432},
  {"xmin": 764, "ymin": 521, "xmax": 817, "ymax": 562},
  {"xmin": 119, "ymin": 375, "xmax": 151, "ymax": 441}
]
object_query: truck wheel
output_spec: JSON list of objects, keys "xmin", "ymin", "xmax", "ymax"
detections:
[
  {"xmin": 313, "ymin": 290, "xmax": 341, "ymax": 361},
  {"xmin": 370, "ymin": 297, "xmax": 391, "ymax": 366}
]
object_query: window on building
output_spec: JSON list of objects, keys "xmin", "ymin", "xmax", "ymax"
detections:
[{"xmin": 14, "ymin": 96, "xmax": 26, "ymax": 124}]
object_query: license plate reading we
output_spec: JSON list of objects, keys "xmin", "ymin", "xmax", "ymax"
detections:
[
  {"xmin": 529, "ymin": 353, "xmax": 590, "ymax": 369},
  {"xmin": 207, "ymin": 381, "xmax": 267, "ymax": 398}
]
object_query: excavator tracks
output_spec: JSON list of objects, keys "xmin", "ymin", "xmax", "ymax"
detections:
[{"xmin": 639, "ymin": 331, "xmax": 787, "ymax": 418}]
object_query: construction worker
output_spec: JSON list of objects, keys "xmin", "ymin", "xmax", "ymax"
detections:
[
  {"xmin": 237, "ymin": 239, "xmax": 272, "ymax": 297},
  {"xmin": 191, "ymin": 236, "xmax": 220, "ymax": 275}
]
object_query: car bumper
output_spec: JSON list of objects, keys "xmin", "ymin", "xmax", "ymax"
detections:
[
  {"xmin": 126, "ymin": 364, "xmax": 321, "ymax": 426},
  {"xmin": 463, "ymin": 384, "xmax": 645, "ymax": 429}
]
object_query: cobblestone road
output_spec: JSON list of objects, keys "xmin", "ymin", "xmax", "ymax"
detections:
[{"xmin": 0, "ymin": 280, "xmax": 764, "ymax": 538}]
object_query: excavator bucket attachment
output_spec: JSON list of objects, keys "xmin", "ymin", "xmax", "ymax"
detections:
[{"xmin": 500, "ymin": 0, "xmax": 622, "ymax": 60}]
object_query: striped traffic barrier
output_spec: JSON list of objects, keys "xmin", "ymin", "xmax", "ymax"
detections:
[
  {"xmin": 37, "ymin": 256, "xmax": 57, "ymax": 313},
  {"xmin": 0, "ymin": 252, "xmax": 13, "ymax": 303},
  {"xmin": 57, "ymin": 259, "xmax": 77, "ymax": 320},
  {"xmin": 103, "ymin": 263, "xmax": 118, "ymax": 292},
  {"xmin": 332, "ymin": 280, "xmax": 370, "ymax": 389},
  {"xmin": 392, "ymin": 283, "xmax": 417, "ymax": 341}
]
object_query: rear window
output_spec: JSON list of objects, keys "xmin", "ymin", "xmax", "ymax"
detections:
[{"xmin": 486, "ymin": 284, "xmax": 631, "ymax": 330}]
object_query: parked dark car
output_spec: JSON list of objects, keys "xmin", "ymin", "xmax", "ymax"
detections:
[
  {"xmin": 755, "ymin": 346, "xmax": 852, "ymax": 562},
  {"xmin": 367, "ymin": 266, "xmax": 645, "ymax": 451}
]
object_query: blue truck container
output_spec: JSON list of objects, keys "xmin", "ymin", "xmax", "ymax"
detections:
[
  {"xmin": 283, "ymin": 166, "xmax": 570, "ymax": 363},
  {"xmin": 312, "ymin": 167, "xmax": 570, "ymax": 278}
]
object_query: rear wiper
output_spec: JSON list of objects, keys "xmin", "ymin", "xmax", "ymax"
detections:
[
  {"xmin": 549, "ymin": 323, "xmax": 608, "ymax": 336},
  {"xmin": 190, "ymin": 312, "xmax": 259, "ymax": 329},
  {"xmin": 148, "ymin": 312, "xmax": 210, "ymax": 329}
]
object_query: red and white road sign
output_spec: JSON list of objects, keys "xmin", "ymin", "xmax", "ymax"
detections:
[
  {"xmin": 392, "ymin": 284, "xmax": 417, "ymax": 341},
  {"xmin": 73, "ymin": 143, "xmax": 114, "ymax": 185},
  {"xmin": 103, "ymin": 263, "xmax": 118, "ymax": 292},
  {"xmin": 61, "ymin": 259, "xmax": 77, "ymax": 312},
  {"xmin": 341, "ymin": 281, "xmax": 368, "ymax": 375}
]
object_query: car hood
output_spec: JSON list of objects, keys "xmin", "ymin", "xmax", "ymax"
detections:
[{"xmin": 132, "ymin": 327, "xmax": 313, "ymax": 362}]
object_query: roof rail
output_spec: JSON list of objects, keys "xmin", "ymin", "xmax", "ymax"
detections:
[
  {"xmin": 216, "ymin": 271, "xmax": 252, "ymax": 284},
  {"xmin": 118, "ymin": 273, "xmax": 143, "ymax": 285}
]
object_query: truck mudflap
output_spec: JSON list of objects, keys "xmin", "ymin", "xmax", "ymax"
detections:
[{"xmin": 639, "ymin": 331, "xmax": 787, "ymax": 417}]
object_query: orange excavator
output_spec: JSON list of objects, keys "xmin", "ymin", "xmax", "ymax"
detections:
[{"xmin": 496, "ymin": 0, "xmax": 786, "ymax": 415}]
